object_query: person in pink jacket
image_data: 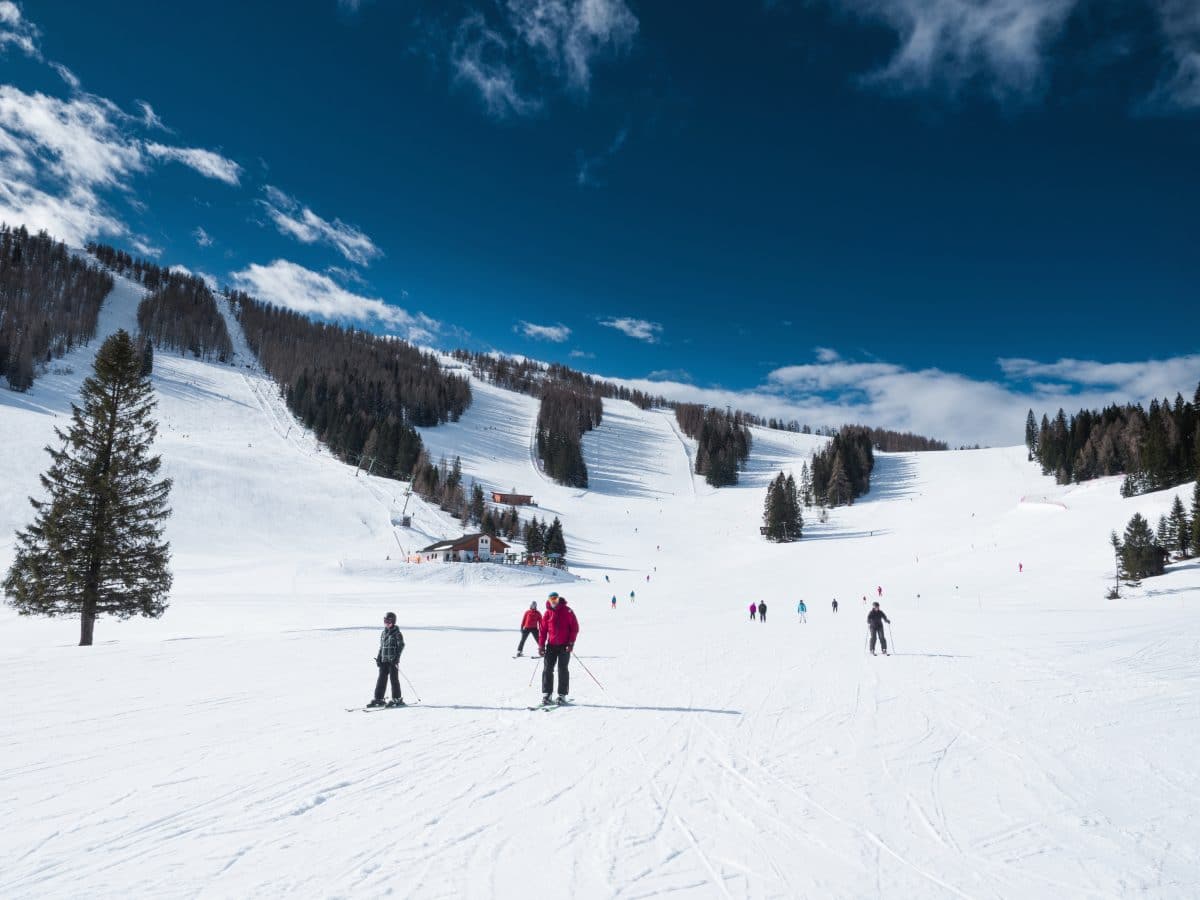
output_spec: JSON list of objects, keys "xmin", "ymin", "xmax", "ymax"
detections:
[
  {"xmin": 538, "ymin": 591, "xmax": 579, "ymax": 705},
  {"xmin": 748, "ymin": 602, "xmax": 756, "ymax": 620}
]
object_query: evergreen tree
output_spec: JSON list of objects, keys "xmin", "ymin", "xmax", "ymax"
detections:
[
  {"xmin": 1192, "ymin": 479, "xmax": 1200, "ymax": 558},
  {"xmin": 762, "ymin": 474, "xmax": 785, "ymax": 541},
  {"xmin": 524, "ymin": 517, "xmax": 544, "ymax": 554},
  {"xmin": 1168, "ymin": 494, "xmax": 1190, "ymax": 558},
  {"xmin": 544, "ymin": 517, "xmax": 567, "ymax": 558},
  {"xmin": 469, "ymin": 482, "xmax": 485, "ymax": 525},
  {"xmin": 1115, "ymin": 513, "xmax": 1166, "ymax": 583},
  {"xmin": 799, "ymin": 461, "xmax": 812, "ymax": 508},
  {"xmin": 1024, "ymin": 409, "xmax": 1037, "ymax": 460},
  {"xmin": 784, "ymin": 473, "xmax": 803, "ymax": 540},
  {"xmin": 140, "ymin": 338, "xmax": 154, "ymax": 377},
  {"xmin": 3, "ymin": 330, "xmax": 173, "ymax": 646},
  {"xmin": 1156, "ymin": 514, "xmax": 1170, "ymax": 547}
]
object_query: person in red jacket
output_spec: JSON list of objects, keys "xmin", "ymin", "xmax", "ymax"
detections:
[
  {"xmin": 538, "ymin": 591, "xmax": 579, "ymax": 705},
  {"xmin": 516, "ymin": 601, "xmax": 541, "ymax": 657}
]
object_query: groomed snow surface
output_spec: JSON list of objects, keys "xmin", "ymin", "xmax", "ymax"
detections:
[{"xmin": 2, "ymin": 275, "xmax": 1198, "ymax": 898}]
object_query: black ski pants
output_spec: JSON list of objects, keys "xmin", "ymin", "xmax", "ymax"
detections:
[
  {"xmin": 375, "ymin": 662, "xmax": 401, "ymax": 701},
  {"xmin": 517, "ymin": 627, "xmax": 539, "ymax": 654},
  {"xmin": 542, "ymin": 644, "xmax": 570, "ymax": 696},
  {"xmin": 870, "ymin": 626, "xmax": 887, "ymax": 653}
]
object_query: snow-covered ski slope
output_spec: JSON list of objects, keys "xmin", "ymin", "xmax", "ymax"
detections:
[{"xmin": 2, "ymin": 278, "xmax": 1199, "ymax": 898}]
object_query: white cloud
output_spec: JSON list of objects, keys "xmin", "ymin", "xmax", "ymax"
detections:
[
  {"xmin": 145, "ymin": 142, "xmax": 241, "ymax": 186},
  {"xmin": 193, "ymin": 225, "xmax": 213, "ymax": 247},
  {"xmin": 450, "ymin": 0, "xmax": 637, "ymax": 117},
  {"xmin": 258, "ymin": 185, "xmax": 382, "ymax": 266},
  {"xmin": 1146, "ymin": 0, "xmax": 1200, "ymax": 111},
  {"xmin": 600, "ymin": 349, "xmax": 1200, "ymax": 447},
  {"xmin": 507, "ymin": 0, "xmax": 639, "ymax": 93},
  {"xmin": 130, "ymin": 237, "xmax": 162, "ymax": 258},
  {"xmin": 451, "ymin": 13, "xmax": 543, "ymax": 118},
  {"xmin": 230, "ymin": 259, "xmax": 437, "ymax": 340},
  {"xmin": 0, "ymin": 86, "xmax": 144, "ymax": 245},
  {"xmin": 600, "ymin": 316, "xmax": 663, "ymax": 343},
  {"xmin": 517, "ymin": 320, "xmax": 571, "ymax": 342},
  {"xmin": 830, "ymin": 0, "xmax": 1078, "ymax": 100},
  {"xmin": 0, "ymin": 1, "xmax": 39, "ymax": 57},
  {"xmin": 569, "ymin": 349, "xmax": 595, "ymax": 359},
  {"xmin": 647, "ymin": 368, "xmax": 692, "ymax": 383},
  {"xmin": 136, "ymin": 100, "xmax": 169, "ymax": 132},
  {"xmin": 50, "ymin": 62, "xmax": 79, "ymax": 91},
  {"xmin": 814, "ymin": 346, "xmax": 841, "ymax": 363}
]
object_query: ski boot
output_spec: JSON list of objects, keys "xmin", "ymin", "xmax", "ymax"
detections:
[
  {"xmin": 387, "ymin": 698, "xmax": 406, "ymax": 708},
  {"xmin": 556, "ymin": 695, "xmax": 568, "ymax": 705},
  {"xmin": 541, "ymin": 693, "xmax": 553, "ymax": 706},
  {"xmin": 367, "ymin": 698, "xmax": 386, "ymax": 707}
]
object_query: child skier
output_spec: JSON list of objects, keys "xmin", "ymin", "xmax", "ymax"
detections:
[
  {"xmin": 749, "ymin": 602, "xmax": 757, "ymax": 620},
  {"xmin": 516, "ymin": 601, "xmax": 541, "ymax": 656},
  {"xmin": 796, "ymin": 600, "xmax": 807, "ymax": 622},
  {"xmin": 370, "ymin": 612, "xmax": 405, "ymax": 707},
  {"xmin": 611, "ymin": 595, "xmax": 617, "ymax": 609}
]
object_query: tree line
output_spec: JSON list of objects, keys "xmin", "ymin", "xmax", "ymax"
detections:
[
  {"xmin": 537, "ymin": 383, "xmax": 603, "ymax": 488},
  {"xmin": 810, "ymin": 425, "xmax": 875, "ymax": 507},
  {"xmin": 1110, "ymin": 484, "xmax": 1199, "ymax": 588},
  {"xmin": 233, "ymin": 292, "xmax": 471, "ymax": 482},
  {"xmin": 1026, "ymin": 387, "xmax": 1199, "ymax": 495},
  {"xmin": 451, "ymin": 349, "xmax": 665, "ymax": 410},
  {"xmin": 674, "ymin": 404, "xmax": 752, "ymax": 487},
  {"xmin": 1, "ymin": 225, "xmax": 114, "ymax": 392},
  {"xmin": 137, "ymin": 274, "xmax": 233, "ymax": 362}
]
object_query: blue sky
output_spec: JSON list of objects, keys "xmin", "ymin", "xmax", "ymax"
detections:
[{"xmin": 1, "ymin": 0, "xmax": 1197, "ymax": 445}]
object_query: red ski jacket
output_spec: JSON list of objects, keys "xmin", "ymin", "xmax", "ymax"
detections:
[
  {"xmin": 521, "ymin": 608, "xmax": 542, "ymax": 630},
  {"xmin": 539, "ymin": 600, "xmax": 579, "ymax": 649}
]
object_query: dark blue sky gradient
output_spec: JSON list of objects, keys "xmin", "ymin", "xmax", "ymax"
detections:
[{"xmin": 15, "ymin": 0, "xmax": 1200, "ymax": 388}]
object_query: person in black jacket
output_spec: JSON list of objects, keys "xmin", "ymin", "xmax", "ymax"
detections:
[
  {"xmin": 867, "ymin": 602, "xmax": 890, "ymax": 656},
  {"xmin": 370, "ymin": 612, "xmax": 405, "ymax": 706}
]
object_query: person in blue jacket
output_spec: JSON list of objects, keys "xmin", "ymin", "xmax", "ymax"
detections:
[{"xmin": 796, "ymin": 600, "xmax": 807, "ymax": 623}]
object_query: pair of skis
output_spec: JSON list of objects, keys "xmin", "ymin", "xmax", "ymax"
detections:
[{"xmin": 346, "ymin": 701, "xmax": 407, "ymax": 713}]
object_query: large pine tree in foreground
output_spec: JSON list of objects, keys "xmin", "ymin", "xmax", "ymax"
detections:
[{"xmin": 3, "ymin": 330, "xmax": 173, "ymax": 645}]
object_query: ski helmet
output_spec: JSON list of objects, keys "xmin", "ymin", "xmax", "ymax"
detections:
[
  {"xmin": 529, "ymin": 601, "xmax": 537, "ymax": 610},
  {"xmin": 384, "ymin": 611, "xmax": 397, "ymax": 624}
]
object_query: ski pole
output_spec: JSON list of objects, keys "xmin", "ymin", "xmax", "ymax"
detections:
[
  {"xmin": 887, "ymin": 623, "xmax": 896, "ymax": 653},
  {"xmin": 528, "ymin": 655, "xmax": 541, "ymax": 687},
  {"xmin": 570, "ymin": 651, "xmax": 606, "ymax": 692},
  {"xmin": 397, "ymin": 665, "xmax": 422, "ymax": 703}
]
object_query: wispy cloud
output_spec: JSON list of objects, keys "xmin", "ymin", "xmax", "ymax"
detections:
[
  {"xmin": 0, "ymin": 1, "xmax": 40, "ymax": 57},
  {"xmin": 450, "ymin": 0, "xmax": 637, "ymax": 118},
  {"xmin": 50, "ymin": 62, "xmax": 79, "ymax": 91},
  {"xmin": 1145, "ymin": 0, "xmax": 1200, "ymax": 111},
  {"xmin": 451, "ymin": 13, "xmax": 544, "ymax": 117},
  {"xmin": 136, "ymin": 100, "xmax": 169, "ymax": 132},
  {"xmin": 259, "ymin": 185, "xmax": 382, "ymax": 266},
  {"xmin": 231, "ymin": 259, "xmax": 436, "ymax": 340},
  {"xmin": 647, "ymin": 368, "xmax": 692, "ymax": 382},
  {"xmin": 145, "ymin": 142, "xmax": 241, "ymax": 186},
  {"xmin": 600, "ymin": 316, "xmax": 663, "ymax": 343},
  {"xmin": 577, "ymin": 125, "xmax": 628, "ymax": 187},
  {"xmin": 193, "ymin": 225, "xmax": 213, "ymax": 247},
  {"xmin": 517, "ymin": 320, "xmax": 571, "ymax": 342},
  {"xmin": 828, "ymin": 0, "xmax": 1078, "ymax": 101},
  {"xmin": 569, "ymin": 349, "xmax": 595, "ymax": 359}
]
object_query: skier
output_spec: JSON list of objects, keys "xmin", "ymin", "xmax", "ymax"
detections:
[
  {"xmin": 1019, "ymin": 562, "xmax": 1023, "ymax": 574},
  {"xmin": 646, "ymin": 574, "xmax": 650, "ymax": 583},
  {"xmin": 831, "ymin": 598, "xmax": 838, "ymax": 613},
  {"xmin": 369, "ymin": 612, "xmax": 405, "ymax": 707},
  {"xmin": 611, "ymin": 595, "xmax": 617, "ymax": 609},
  {"xmin": 796, "ymin": 600, "xmax": 807, "ymax": 623},
  {"xmin": 748, "ymin": 602, "xmax": 756, "ymax": 621},
  {"xmin": 605, "ymin": 574, "xmax": 610, "ymax": 583},
  {"xmin": 516, "ymin": 601, "xmax": 541, "ymax": 656},
  {"xmin": 539, "ymin": 591, "xmax": 579, "ymax": 705},
  {"xmin": 757, "ymin": 600, "xmax": 767, "ymax": 622},
  {"xmin": 630, "ymin": 590, "xmax": 636, "ymax": 603},
  {"xmin": 867, "ymin": 601, "xmax": 890, "ymax": 656},
  {"xmin": 877, "ymin": 585, "xmax": 883, "ymax": 598}
]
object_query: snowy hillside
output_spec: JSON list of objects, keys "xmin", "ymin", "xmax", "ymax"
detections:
[{"xmin": 1, "ymin": 276, "xmax": 1198, "ymax": 897}]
